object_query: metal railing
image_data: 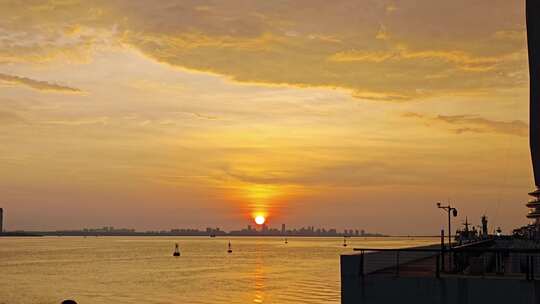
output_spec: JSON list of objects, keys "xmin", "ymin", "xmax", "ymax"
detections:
[{"xmin": 353, "ymin": 247, "xmax": 540, "ymax": 280}]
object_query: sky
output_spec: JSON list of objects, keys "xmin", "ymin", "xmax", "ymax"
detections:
[{"xmin": 0, "ymin": 0, "xmax": 533, "ymax": 234}]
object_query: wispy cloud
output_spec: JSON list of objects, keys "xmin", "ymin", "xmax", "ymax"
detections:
[
  {"xmin": 43, "ymin": 117, "xmax": 109, "ymax": 126},
  {"xmin": 352, "ymin": 90, "xmax": 411, "ymax": 102},
  {"xmin": 329, "ymin": 46, "xmax": 503, "ymax": 72},
  {"xmin": 403, "ymin": 112, "xmax": 528, "ymax": 137},
  {"xmin": 185, "ymin": 112, "xmax": 220, "ymax": 120},
  {"xmin": 0, "ymin": 73, "xmax": 82, "ymax": 93},
  {"xmin": 219, "ymin": 160, "xmax": 427, "ymax": 188}
]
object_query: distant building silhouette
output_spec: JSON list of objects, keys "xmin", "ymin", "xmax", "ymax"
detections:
[
  {"xmin": 481, "ymin": 215, "xmax": 488, "ymax": 237},
  {"xmin": 281, "ymin": 224, "xmax": 286, "ymax": 235},
  {"xmin": 0, "ymin": 208, "xmax": 3, "ymax": 233}
]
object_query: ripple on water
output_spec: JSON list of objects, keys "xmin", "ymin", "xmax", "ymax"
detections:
[{"xmin": 0, "ymin": 236, "xmax": 437, "ymax": 304}]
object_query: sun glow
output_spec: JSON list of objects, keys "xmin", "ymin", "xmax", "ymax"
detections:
[{"xmin": 254, "ymin": 215, "xmax": 266, "ymax": 225}]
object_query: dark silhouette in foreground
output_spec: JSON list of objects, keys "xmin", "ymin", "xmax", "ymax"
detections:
[
  {"xmin": 61, "ymin": 300, "xmax": 77, "ymax": 304},
  {"xmin": 520, "ymin": 0, "xmax": 540, "ymax": 236}
]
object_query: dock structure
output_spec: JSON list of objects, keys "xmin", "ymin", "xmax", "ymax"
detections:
[{"xmin": 341, "ymin": 240, "xmax": 540, "ymax": 304}]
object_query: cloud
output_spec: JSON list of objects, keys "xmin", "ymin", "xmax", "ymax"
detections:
[
  {"xmin": 0, "ymin": 0, "xmax": 528, "ymax": 102},
  {"xmin": 218, "ymin": 159, "xmax": 434, "ymax": 188},
  {"xmin": 401, "ymin": 112, "xmax": 424, "ymax": 118},
  {"xmin": 329, "ymin": 46, "xmax": 503, "ymax": 72},
  {"xmin": 403, "ymin": 112, "xmax": 528, "ymax": 137},
  {"xmin": 437, "ymin": 115, "xmax": 528, "ymax": 137},
  {"xmin": 42, "ymin": 117, "xmax": 109, "ymax": 126},
  {"xmin": 112, "ymin": 0, "xmax": 525, "ymax": 101},
  {"xmin": 0, "ymin": 73, "xmax": 82, "ymax": 93},
  {"xmin": 493, "ymin": 30, "xmax": 525, "ymax": 41},
  {"xmin": 185, "ymin": 112, "xmax": 219, "ymax": 120},
  {"xmin": 352, "ymin": 90, "xmax": 411, "ymax": 102}
]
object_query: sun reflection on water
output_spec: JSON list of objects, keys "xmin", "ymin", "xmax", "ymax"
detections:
[{"xmin": 253, "ymin": 256, "xmax": 267, "ymax": 303}]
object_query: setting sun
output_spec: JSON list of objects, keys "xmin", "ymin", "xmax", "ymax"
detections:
[{"xmin": 254, "ymin": 215, "xmax": 266, "ymax": 225}]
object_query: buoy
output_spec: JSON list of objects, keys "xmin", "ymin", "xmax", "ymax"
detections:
[
  {"xmin": 343, "ymin": 237, "xmax": 347, "ymax": 247},
  {"xmin": 173, "ymin": 243, "xmax": 181, "ymax": 257},
  {"xmin": 227, "ymin": 241, "xmax": 233, "ymax": 253},
  {"xmin": 285, "ymin": 238, "xmax": 288, "ymax": 244}
]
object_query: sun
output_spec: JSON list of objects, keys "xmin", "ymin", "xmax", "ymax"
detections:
[{"xmin": 254, "ymin": 215, "xmax": 266, "ymax": 225}]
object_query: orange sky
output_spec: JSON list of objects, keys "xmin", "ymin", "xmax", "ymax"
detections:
[{"xmin": 0, "ymin": 0, "xmax": 533, "ymax": 234}]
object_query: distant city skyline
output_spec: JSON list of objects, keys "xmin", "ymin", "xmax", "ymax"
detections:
[
  {"xmin": 0, "ymin": 203, "xmax": 505, "ymax": 235},
  {"xmin": 11, "ymin": 224, "xmax": 386, "ymax": 237},
  {"xmin": 0, "ymin": 203, "xmax": 494, "ymax": 235},
  {"xmin": 1, "ymin": 208, "xmax": 383, "ymax": 236}
]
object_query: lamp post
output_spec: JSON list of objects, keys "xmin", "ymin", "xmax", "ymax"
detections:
[{"xmin": 437, "ymin": 202, "xmax": 458, "ymax": 250}]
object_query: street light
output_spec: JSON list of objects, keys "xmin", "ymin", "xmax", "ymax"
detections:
[{"xmin": 437, "ymin": 202, "xmax": 458, "ymax": 250}]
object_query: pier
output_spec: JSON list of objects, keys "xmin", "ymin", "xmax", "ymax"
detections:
[{"xmin": 341, "ymin": 240, "xmax": 540, "ymax": 304}]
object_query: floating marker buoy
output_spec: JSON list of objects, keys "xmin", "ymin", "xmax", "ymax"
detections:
[
  {"xmin": 227, "ymin": 241, "xmax": 233, "ymax": 253},
  {"xmin": 285, "ymin": 238, "xmax": 288, "ymax": 244},
  {"xmin": 173, "ymin": 243, "xmax": 181, "ymax": 257},
  {"xmin": 343, "ymin": 237, "xmax": 347, "ymax": 247}
]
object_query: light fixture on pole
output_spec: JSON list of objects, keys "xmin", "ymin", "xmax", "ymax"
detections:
[{"xmin": 437, "ymin": 202, "xmax": 458, "ymax": 250}]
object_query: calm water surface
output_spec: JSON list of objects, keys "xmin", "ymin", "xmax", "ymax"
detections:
[{"xmin": 0, "ymin": 236, "xmax": 437, "ymax": 304}]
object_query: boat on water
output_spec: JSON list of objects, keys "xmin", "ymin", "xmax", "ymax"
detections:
[{"xmin": 173, "ymin": 243, "xmax": 181, "ymax": 257}]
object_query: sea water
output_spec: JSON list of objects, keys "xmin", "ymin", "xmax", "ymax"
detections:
[{"xmin": 0, "ymin": 236, "xmax": 437, "ymax": 304}]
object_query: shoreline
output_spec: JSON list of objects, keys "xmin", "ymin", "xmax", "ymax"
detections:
[{"xmin": 0, "ymin": 233, "xmax": 438, "ymax": 238}]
